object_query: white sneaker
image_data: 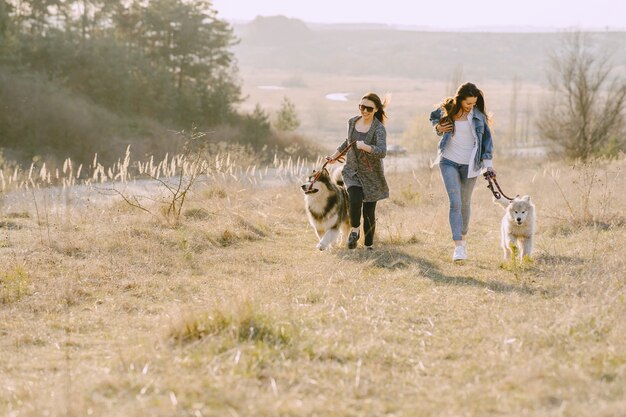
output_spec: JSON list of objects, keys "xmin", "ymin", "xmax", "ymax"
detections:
[{"xmin": 452, "ymin": 245, "xmax": 467, "ymax": 261}]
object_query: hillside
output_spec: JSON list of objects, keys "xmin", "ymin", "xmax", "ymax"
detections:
[{"xmin": 233, "ymin": 17, "xmax": 626, "ymax": 82}]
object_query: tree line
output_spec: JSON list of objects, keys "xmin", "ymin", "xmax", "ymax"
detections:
[
  {"xmin": 1, "ymin": 0, "xmax": 241, "ymax": 124},
  {"xmin": 0, "ymin": 1, "xmax": 312, "ymax": 165}
]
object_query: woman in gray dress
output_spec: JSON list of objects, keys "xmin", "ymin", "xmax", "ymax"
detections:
[{"xmin": 327, "ymin": 93, "xmax": 389, "ymax": 250}]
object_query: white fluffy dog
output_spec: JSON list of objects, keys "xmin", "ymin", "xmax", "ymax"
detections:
[{"xmin": 497, "ymin": 195, "xmax": 536, "ymax": 261}]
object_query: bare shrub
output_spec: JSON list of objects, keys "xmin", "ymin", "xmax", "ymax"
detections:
[
  {"xmin": 538, "ymin": 32, "xmax": 626, "ymax": 160},
  {"xmin": 546, "ymin": 158, "xmax": 625, "ymax": 230},
  {"xmin": 114, "ymin": 129, "xmax": 210, "ymax": 225}
]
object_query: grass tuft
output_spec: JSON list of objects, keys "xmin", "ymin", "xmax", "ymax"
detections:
[
  {"xmin": 169, "ymin": 304, "xmax": 291, "ymax": 347},
  {"xmin": 219, "ymin": 229, "xmax": 237, "ymax": 246},
  {"xmin": 5, "ymin": 212, "xmax": 30, "ymax": 219},
  {"xmin": 0, "ymin": 266, "xmax": 30, "ymax": 304},
  {"xmin": 183, "ymin": 207, "xmax": 212, "ymax": 220},
  {"xmin": 204, "ymin": 187, "xmax": 228, "ymax": 199},
  {"xmin": 0, "ymin": 220, "xmax": 21, "ymax": 230}
]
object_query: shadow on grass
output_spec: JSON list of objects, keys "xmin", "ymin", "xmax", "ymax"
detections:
[
  {"xmin": 336, "ymin": 246, "xmax": 539, "ymax": 296},
  {"xmin": 336, "ymin": 246, "xmax": 416, "ymax": 270}
]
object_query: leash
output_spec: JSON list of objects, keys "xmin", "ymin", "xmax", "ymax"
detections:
[
  {"xmin": 483, "ymin": 170, "xmax": 515, "ymax": 201},
  {"xmin": 306, "ymin": 140, "xmax": 356, "ymax": 192}
]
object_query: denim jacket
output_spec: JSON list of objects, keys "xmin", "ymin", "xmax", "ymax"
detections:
[{"xmin": 429, "ymin": 107, "xmax": 494, "ymax": 178}]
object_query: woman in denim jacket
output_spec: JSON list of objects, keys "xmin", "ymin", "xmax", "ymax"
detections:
[
  {"xmin": 430, "ymin": 82, "xmax": 495, "ymax": 261},
  {"xmin": 327, "ymin": 92, "xmax": 389, "ymax": 251}
]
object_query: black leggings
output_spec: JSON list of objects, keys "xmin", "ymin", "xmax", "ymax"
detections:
[{"xmin": 347, "ymin": 186, "xmax": 377, "ymax": 247}]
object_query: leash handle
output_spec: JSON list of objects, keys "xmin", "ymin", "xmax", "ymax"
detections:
[
  {"xmin": 329, "ymin": 140, "xmax": 356, "ymax": 163},
  {"xmin": 483, "ymin": 170, "xmax": 498, "ymax": 198},
  {"xmin": 307, "ymin": 141, "xmax": 356, "ymax": 191},
  {"xmin": 483, "ymin": 170, "xmax": 514, "ymax": 201}
]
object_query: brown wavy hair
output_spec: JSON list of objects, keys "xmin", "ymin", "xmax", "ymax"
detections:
[
  {"xmin": 439, "ymin": 97, "xmax": 455, "ymax": 126},
  {"xmin": 362, "ymin": 92, "xmax": 388, "ymax": 124},
  {"xmin": 439, "ymin": 82, "xmax": 489, "ymax": 124}
]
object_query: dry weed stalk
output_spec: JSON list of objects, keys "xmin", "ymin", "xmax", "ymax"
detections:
[
  {"xmin": 0, "ymin": 142, "xmax": 314, "ymax": 198},
  {"xmin": 113, "ymin": 131, "xmax": 211, "ymax": 224},
  {"xmin": 547, "ymin": 158, "xmax": 622, "ymax": 228}
]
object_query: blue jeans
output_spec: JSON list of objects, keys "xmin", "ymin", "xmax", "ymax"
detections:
[{"xmin": 439, "ymin": 158, "xmax": 477, "ymax": 241}]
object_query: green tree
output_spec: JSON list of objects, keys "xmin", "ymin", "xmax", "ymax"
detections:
[
  {"xmin": 133, "ymin": 0, "xmax": 241, "ymax": 125},
  {"xmin": 1, "ymin": 0, "xmax": 243, "ymax": 163},
  {"xmin": 240, "ymin": 104, "xmax": 271, "ymax": 148},
  {"xmin": 0, "ymin": 0, "xmax": 14, "ymax": 62},
  {"xmin": 7, "ymin": 0, "xmax": 240, "ymax": 127},
  {"xmin": 274, "ymin": 97, "xmax": 300, "ymax": 132}
]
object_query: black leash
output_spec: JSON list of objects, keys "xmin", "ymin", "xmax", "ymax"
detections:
[{"xmin": 483, "ymin": 170, "xmax": 515, "ymax": 201}]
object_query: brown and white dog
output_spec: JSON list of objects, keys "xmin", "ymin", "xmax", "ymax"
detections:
[{"xmin": 300, "ymin": 168, "xmax": 350, "ymax": 251}]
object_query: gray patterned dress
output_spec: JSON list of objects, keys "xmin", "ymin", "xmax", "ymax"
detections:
[{"xmin": 336, "ymin": 116, "xmax": 389, "ymax": 202}]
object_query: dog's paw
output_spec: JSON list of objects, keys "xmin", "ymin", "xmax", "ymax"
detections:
[{"xmin": 316, "ymin": 243, "xmax": 328, "ymax": 251}]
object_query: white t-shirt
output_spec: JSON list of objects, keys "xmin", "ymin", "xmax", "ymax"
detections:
[{"xmin": 442, "ymin": 120, "xmax": 475, "ymax": 165}]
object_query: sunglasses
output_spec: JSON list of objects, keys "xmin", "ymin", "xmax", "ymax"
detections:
[{"xmin": 359, "ymin": 104, "xmax": 375, "ymax": 113}]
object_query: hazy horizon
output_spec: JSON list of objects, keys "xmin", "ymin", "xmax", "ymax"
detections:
[{"xmin": 212, "ymin": 0, "xmax": 626, "ymax": 32}]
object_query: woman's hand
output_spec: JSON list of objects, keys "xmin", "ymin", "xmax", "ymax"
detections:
[
  {"xmin": 436, "ymin": 121, "xmax": 453, "ymax": 133},
  {"xmin": 325, "ymin": 155, "xmax": 337, "ymax": 164},
  {"xmin": 356, "ymin": 141, "xmax": 371, "ymax": 152}
]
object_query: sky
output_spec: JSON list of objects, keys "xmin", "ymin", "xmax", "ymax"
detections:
[{"xmin": 211, "ymin": 0, "xmax": 626, "ymax": 31}]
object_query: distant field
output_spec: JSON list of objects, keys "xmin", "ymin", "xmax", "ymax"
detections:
[
  {"xmin": 231, "ymin": 20, "xmax": 625, "ymax": 156},
  {"xmin": 237, "ymin": 67, "xmax": 548, "ymax": 154}
]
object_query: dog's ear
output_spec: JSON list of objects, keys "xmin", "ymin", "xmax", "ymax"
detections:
[{"xmin": 522, "ymin": 195, "xmax": 531, "ymax": 202}]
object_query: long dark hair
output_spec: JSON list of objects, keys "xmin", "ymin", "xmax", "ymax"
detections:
[
  {"xmin": 362, "ymin": 92, "xmax": 388, "ymax": 124},
  {"xmin": 439, "ymin": 82, "xmax": 489, "ymax": 124},
  {"xmin": 439, "ymin": 97, "xmax": 455, "ymax": 125}
]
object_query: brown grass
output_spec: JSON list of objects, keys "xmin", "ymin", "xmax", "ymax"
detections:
[{"xmin": 0, "ymin": 154, "xmax": 624, "ymax": 416}]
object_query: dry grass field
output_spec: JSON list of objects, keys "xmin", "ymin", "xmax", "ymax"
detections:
[{"xmin": 1, "ymin": 151, "xmax": 624, "ymax": 416}]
